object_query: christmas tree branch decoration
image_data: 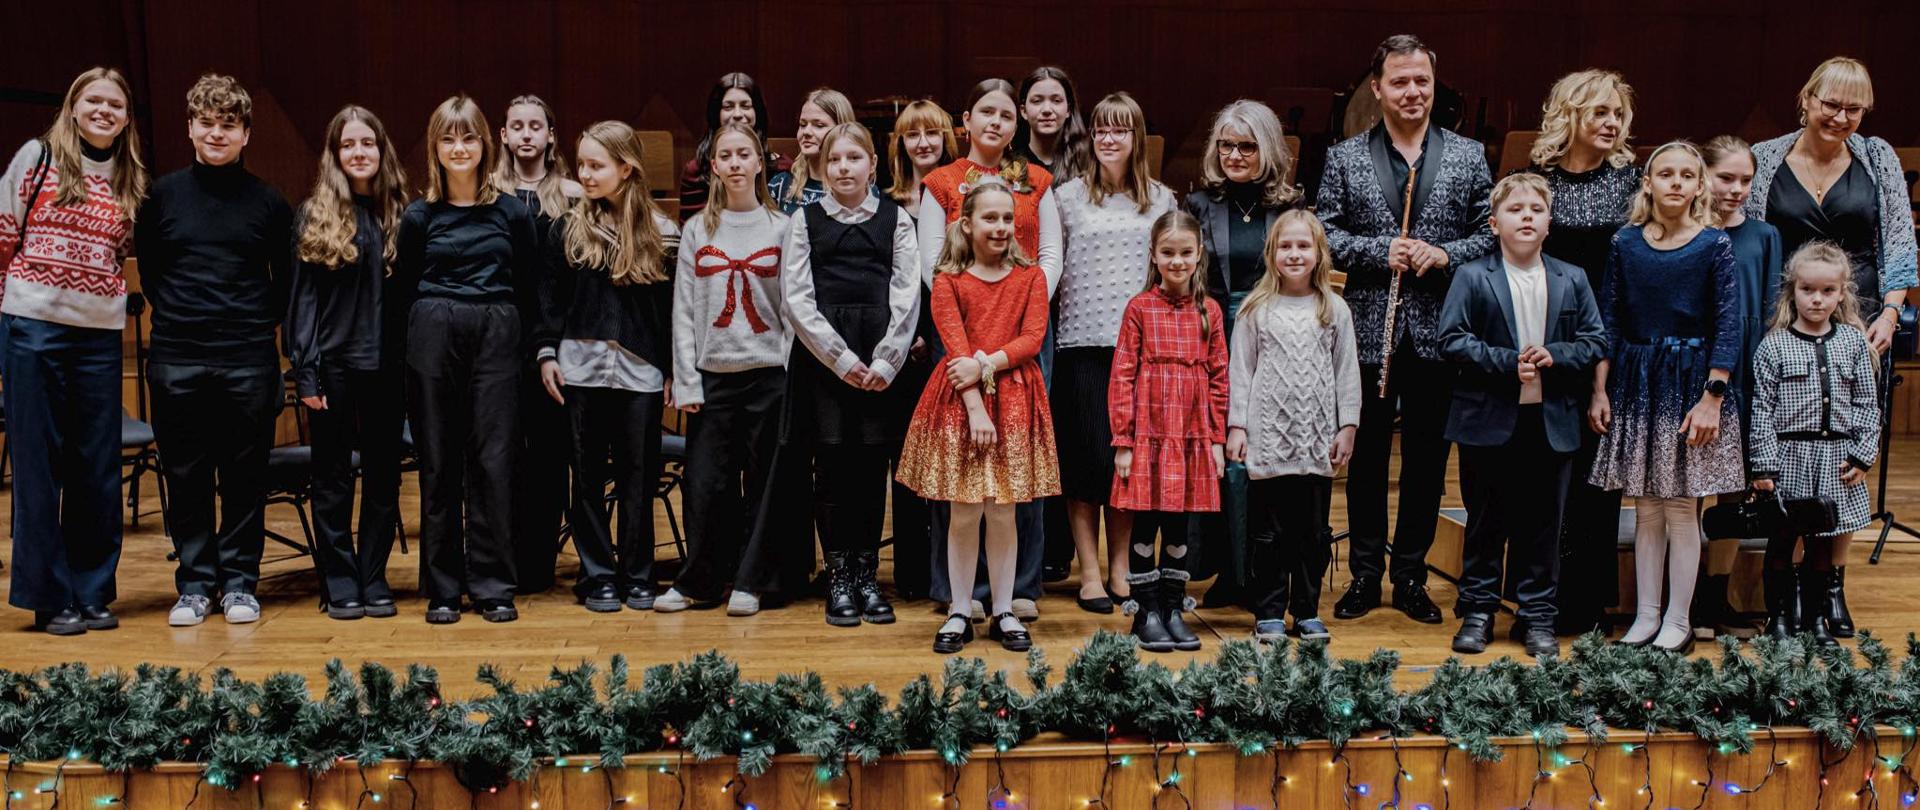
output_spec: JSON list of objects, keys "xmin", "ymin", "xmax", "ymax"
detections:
[{"xmin": 2, "ymin": 628, "xmax": 1920, "ymax": 797}]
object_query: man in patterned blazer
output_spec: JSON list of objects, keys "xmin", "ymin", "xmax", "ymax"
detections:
[{"xmin": 1316, "ymin": 34, "xmax": 1494, "ymax": 625}]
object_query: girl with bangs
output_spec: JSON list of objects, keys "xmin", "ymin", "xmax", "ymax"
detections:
[
  {"xmin": 397, "ymin": 95, "xmax": 541, "ymax": 625},
  {"xmin": 1013, "ymin": 66, "xmax": 1093, "ymax": 185},
  {"xmin": 768, "ymin": 87, "xmax": 859, "ymax": 214},
  {"xmin": 534, "ymin": 121, "xmax": 679, "ymax": 614},
  {"xmin": 288, "ymin": 104, "xmax": 411, "ymax": 620},
  {"xmin": 1052, "ymin": 91, "xmax": 1177, "ymax": 615},
  {"xmin": 782, "ymin": 122, "xmax": 921, "ymax": 627},
  {"xmin": 1523, "ymin": 69, "xmax": 1641, "ymax": 636},
  {"xmin": 655, "ymin": 123, "xmax": 794, "ymax": 618},
  {"xmin": 887, "ymin": 100, "xmax": 957, "ymax": 222},
  {"xmin": 1, "ymin": 67, "xmax": 148, "ymax": 635},
  {"xmin": 679, "ymin": 73, "xmax": 792, "ymax": 222}
]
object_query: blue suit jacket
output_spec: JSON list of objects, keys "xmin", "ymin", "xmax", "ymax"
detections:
[{"xmin": 1438, "ymin": 252, "xmax": 1607, "ymax": 452}]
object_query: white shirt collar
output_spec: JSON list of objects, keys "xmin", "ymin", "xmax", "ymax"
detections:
[{"xmin": 820, "ymin": 190, "xmax": 878, "ymax": 218}]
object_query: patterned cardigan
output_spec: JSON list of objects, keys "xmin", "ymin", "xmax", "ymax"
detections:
[
  {"xmin": 1316, "ymin": 125, "xmax": 1494, "ymax": 364},
  {"xmin": 1743, "ymin": 131, "xmax": 1918, "ymax": 297}
]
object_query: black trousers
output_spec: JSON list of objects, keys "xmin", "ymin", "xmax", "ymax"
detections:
[
  {"xmin": 1247, "ymin": 474, "xmax": 1333, "ymax": 622},
  {"xmin": 149, "ymin": 361, "xmax": 282, "ymax": 598},
  {"xmin": 1127, "ymin": 511, "xmax": 1197, "ymax": 577},
  {"xmin": 566, "ymin": 385, "xmax": 663, "ymax": 593},
  {"xmin": 406, "ymin": 298, "xmax": 520, "ymax": 603},
  {"xmin": 1554, "ymin": 422, "xmax": 1622, "ymax": 632},
  {"xmin": 308, "ymin": 365, "xmax": 406, "ymax": 603},
  {"xmin": 815, "ymin": 446, "xmax": 889, "ymax": 556},
  {"xmin": 1347, "ymin": 345, "xmax": 1455, "ymax": 586},
  {"xmin": 515, "ymin": 364, "xmax": 571, "ymax": 593},
  {"xmin": 1456, "ymin": 406, "xmax": 1570, "ymax": 626},
  {"xmin": 672, "ymin": 367, "xmax": 791, "ymax": 601}
]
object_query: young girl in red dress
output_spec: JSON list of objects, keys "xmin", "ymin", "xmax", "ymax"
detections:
[
  {"xmin": 897, "ymin": 179, "xmax": 1060, "ymax": 654},
  {"xmin": 1109, "ymin": 211, "xmax": 1230, "ymax": 652}
]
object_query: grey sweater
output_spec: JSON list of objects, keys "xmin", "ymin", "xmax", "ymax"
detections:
[{"xmin": 1227, "ymin": 293, "xmax": 1362, "ymax": 479}]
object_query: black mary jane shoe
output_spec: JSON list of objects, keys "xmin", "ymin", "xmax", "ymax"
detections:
[
  {"xmin": 363, "ymin": 596, "xmax": 398, "ymax": 618},
  {"xmin": 580, "ymin": 583, "xmax": 623, "ymax": 613},
  {"xmin": 424, "ymin": 599, "xmax": 463, "ymax": 625},
  {"xmin": 933, "ymin": 614, "xmax": 974, "ymax": 654},
  {"xmin": 1076, "ymin": 592, "xmax": 1115, "ymax": 615},
  {"xmin": 78, "ymin": 605, "xmax": 119, "ymax": 630},
  {"xmin": 325, "ymin": 600, "xmax": 367, "ymax": 620},
  {"xmin": 33, "ymin": 609, "xmax": 87, "ymax": 636},
  {"xmin": 1652, "ymin": 633, "xmax": 1696, "ymax": 656},
  {"xmin": 987, "ymin": 613, "xmax": 1032, "ymax": 652}
]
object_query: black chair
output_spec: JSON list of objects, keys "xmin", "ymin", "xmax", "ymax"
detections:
[
  {"xmin": 555, "ymin": 424, "xmax": 689, "ymax": 564},
  {"xmin": 122, "ymin": 292, "xmax": 168, "ymax": 534}
]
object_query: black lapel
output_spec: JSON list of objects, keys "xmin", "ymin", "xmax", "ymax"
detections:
[
  {"xmin": 1207, "ymin": 195, "xmax": 1233, "ymax": 289},
  {"xmin": 1486, "ymin": 260, "xmax": 1519, "ymax": 346},
  {"xmin": 1544, "ymin": 257, "xmax": 1566, "ymax": 340},
  {"xmin": 1410, "ymin": 124, "xmax": 1443, "ymax": 235},
  {"xmin": 1366, "ymin": 125, "xmax": 1401, "ymax": 229}
]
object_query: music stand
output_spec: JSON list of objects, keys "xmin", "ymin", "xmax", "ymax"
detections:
[{"xmin": 1870, "ymin": 349, "xmax": 1919, "ymax": 563}]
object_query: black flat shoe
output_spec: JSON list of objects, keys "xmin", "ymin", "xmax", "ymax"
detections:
[
  {"xmin": 580, "ymin": 583, "xmax": 622, "ymax": 613},
  {"xmin": 78, "ymin": 605, "xmax": 118, "ymax": 630},
  {"xmin": 363, "ymin": 596, "xmax": 398, "ymax": 618},
  {"xmin": 1652, "ymin": 633, "xmax": 1695, "ymax": 655},
  {"xmin": 425, "ymin": 599, "xmax": 462, "ymax": 625},
  {"xmin": 1515, "ymin": 624, "xmax": 1560, "ymax": 658},
  {"xmin": 477, "ymin": 600, "xmax": 519, "ymax": 623},
  {"xmin": 33, "ymin": 609, "xmax": 86, "ymax": 636},
  {"xmin": 933, "ymin": 614, "xmax": 973, "ymax": 654},
  {"xmin": 1076, "ymin": 594, "xmax": 1114, "ymax": 614},
  {"xmin": 987, "ymin": 613, "xmax": 1031, "ymax": 652},
  {"xmin": 325, "ymin": 600, "xmax": 366, "ymax": 620}
]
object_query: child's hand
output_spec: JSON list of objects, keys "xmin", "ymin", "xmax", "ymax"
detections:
[
  {"xmin": 1681, "ymin": 397, "xmax": 1721, "ymax": 447},
  {"xmin": 909, "ymin": 336, "xmax": 929, "ymax": 362},
  {"xmin": 1330, "ymin": 425, "xmax": 1356, "ymax": 468},
  {"xmin": 1520, "ymin": 346, "xmax": 1554, "ymax": 368},
  {"xmin": 1587, "ymin": 391, "xmax": 1611, "ymax": 434},
  {"xmin": 1517, "ymin": 360, "xmax": 1538, "ymax": 384},
  {"xmin": 1751, "ymin": 478, "xmax": 1775, "ymax": 492},
  {"xmin": 967, "ymin": 407, "xmax": 997, "ymax": 448},
  {"xmin": 1210, "ymin": 443, "xmax": 1225, "ymax": 479},
  {"xmin": 1115, "ymin": 448, "xmax": 1134, "ymax": 479},
  {"xmin": 1226, "ymin": 427, "xmax": 1248, "ymax": 463},
  {"xmin": 539, "ymin": 359, "xmax": 567, "ymax": 405},
  {"xmin": 946, "ymin": 355, "xmax": 983, "ymax": 389},
  {"xmin": 843, "ymin": 362, "xmax": 875, "ymax": 388},
  {"xmin": 1840, "ymin": 461, "xmax": 1866, "ymax": 486}
]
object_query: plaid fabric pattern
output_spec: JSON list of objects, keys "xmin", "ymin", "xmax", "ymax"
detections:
[
  {"xmin": 1748, "ymin": 325, "xmax": 1880, "ymax": 534},
  {"xmin": 1108, "ymin": 288, "xmax": 1229, "ymax": 512}
]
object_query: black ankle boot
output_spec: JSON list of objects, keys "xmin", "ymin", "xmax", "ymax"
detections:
[
  {"xmin": 854, "ymin": 550, "xmax": 894, "ymax": 624},
  {"xmin": 1762, "ymin": 567, "xmax": 1796, "ymax": 641},
  {"xmin": 1798, "ymin": 566, "xmax": 1837, "ymax": 647},
  {"xmin": 1828, "ymin": 565, "xmax": 1854, "ymax": 639},
  {"xmin": 1161, "ymin": 570, "xmax": 1201, "ymax": 652},
  {"xmin": 1694, "ymin": 573, "xmax": 1734, "ymax": 634},
  {"xmin": 1127, "ymin": 573, "xmax": 1173, "ymax": 653},
  {"xmin": 824, "ymin": 552, "xmax": 861, "ymax": 627}
]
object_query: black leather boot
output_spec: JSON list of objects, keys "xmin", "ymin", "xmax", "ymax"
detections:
[
  {"xmin": 854, "ymin": 550, "xmax": 894, "ymax": 624},
  {"xmin": 824, "ymin": 552, "xmax": 861, "ymax": 627},
  {"xmin": 1161, "ymin": 570, "xmax": 1202, "ymax": 652},
  {"xmin": 1762, "ymin": 566, "xmax": 1795, "ymax": 641},
  {"xmin": 1828, "ymin": 565, "xmax": 1855, "ymax": 639},
  {"xmin": 1127, "ymin": 572, "xmax": 1173, "ymax": 653},
  {"xmin": 1798, "ymin": 566, "xmax": 1836, "ymax": 647}
]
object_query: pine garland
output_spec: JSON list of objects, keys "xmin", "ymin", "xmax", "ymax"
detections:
[{"xmin": 1, "ymin": 630, "xmax": 1916, "ymax": 797}]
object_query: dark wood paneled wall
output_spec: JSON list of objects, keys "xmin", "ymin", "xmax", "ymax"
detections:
[{"xmin": 4, "ymin": 0, "xmax": 1916, "ymax": 203}]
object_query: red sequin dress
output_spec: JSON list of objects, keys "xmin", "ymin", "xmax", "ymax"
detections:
[{"xmin": 1108, "ymin": 288, "xmax": 1230, "ymax": 511}]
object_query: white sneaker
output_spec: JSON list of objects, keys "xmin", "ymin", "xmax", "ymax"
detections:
[
  {"xmin": 221, "ymin": 592, "xmax": 260, "ymax": 624},
  {"xmin": 727, "ymin": 591, "xmax": 760, "ymax": 616},
  {"xmin": 1011, "ymin": 598, "xmax": 1039, "ymax": 621},
  {"xmin": 168, "ymin": 594, "xmax": 210, "ymax": 627},
  {"xmin": 653, "ymin": 588, "xmax": 693, "ymax": 613}
]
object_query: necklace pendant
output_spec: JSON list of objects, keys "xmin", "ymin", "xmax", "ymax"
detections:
[{"xmin": 1241, "ymin": 213, "xmax": 1252, "ymax": 223}]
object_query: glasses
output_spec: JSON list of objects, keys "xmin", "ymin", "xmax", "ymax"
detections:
[
  {"xmin": 1216, "ymin": 140, "xmax": 1259, "ymax": 157},
  {"xmin": 1815, "ymin": 97, "xmax": 1870, "ymax": 120},
  {"xmin": 1093, "ymin": 128, "xmax": 1133, "ymax": 143}
]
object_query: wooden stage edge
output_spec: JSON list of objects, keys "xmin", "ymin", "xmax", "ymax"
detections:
[{"xmin": 3, "ymin": 729, "xmax": 1915, "ymax": 809}]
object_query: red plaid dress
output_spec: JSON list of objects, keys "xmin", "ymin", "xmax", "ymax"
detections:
[{"xmin": 1108, "ymin": 288, "xmax": 1229, "ymax": 511}]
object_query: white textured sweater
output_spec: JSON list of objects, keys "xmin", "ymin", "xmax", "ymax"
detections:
[
  {"xmin": 1228, "ymin": 293, "xmax": 1362, "ymax": 479},
  {"xmin": 1052, "ymin": 177, "xmax": 1177, "ymax": 348},
  {"xmin": 671, "ymin": 207, "xmax": 791, "ymax": 407}
]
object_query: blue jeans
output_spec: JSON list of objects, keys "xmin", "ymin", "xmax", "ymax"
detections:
[{"xmin": 5, "ymin": 315, "xmax": 124, "ymax": 612}]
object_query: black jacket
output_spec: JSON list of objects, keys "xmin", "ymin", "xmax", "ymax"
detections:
[
  {"xmin": 532, "ymin": 215, "xmax": 675, "ymax": 371},
  {"xmin": 1437, "ymin": 252, "xmax": 1606, "ymax": 452}
]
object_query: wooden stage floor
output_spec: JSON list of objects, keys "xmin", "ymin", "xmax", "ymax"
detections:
[{"xmin": 7, "ymin": 436, "xmax": 1920, "ymax": 698}]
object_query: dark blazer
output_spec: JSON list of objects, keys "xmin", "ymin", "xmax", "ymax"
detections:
[
  {"xmin": 1438, "ymin": 252, "xmax": 1606, "ymax": 452},
  {"xmin": 1185, "ymin": 188, "xmax": 1301, "ymax": 309},
  {"xmin": 1316, "ymin": 123, "xmax": 1494, "ymax": 365}
]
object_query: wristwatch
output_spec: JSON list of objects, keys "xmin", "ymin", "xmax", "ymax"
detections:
[{"xmin": 1703, "ymin": 379, "xmax": 1728, "ymax": 398}]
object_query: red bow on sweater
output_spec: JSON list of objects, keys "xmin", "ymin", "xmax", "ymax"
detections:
[{"xmin": 693, "ymin": 245, "xmax": 781, "ymax": 334}]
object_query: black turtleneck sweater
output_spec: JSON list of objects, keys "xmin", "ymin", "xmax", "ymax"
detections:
[{"xmin": 135, "ymin": 160, "xmax": 294, "ymax": 366}]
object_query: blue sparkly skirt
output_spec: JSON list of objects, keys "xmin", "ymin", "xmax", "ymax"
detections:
[{"xmin": 1589, "ymin": 337, "xmax": 1745, "ymax": 498}]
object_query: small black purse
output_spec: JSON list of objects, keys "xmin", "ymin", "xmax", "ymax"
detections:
[{"xmin": 1702, "ymin": 489, "xmax": 1839, "ymax": 540}]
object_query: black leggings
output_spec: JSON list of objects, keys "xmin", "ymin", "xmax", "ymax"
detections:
[{"xmin": 1127, "ymin": 511, "xmax": 1196, "ymax": 583}]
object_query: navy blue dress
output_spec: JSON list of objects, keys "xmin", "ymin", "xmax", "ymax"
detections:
[
  {"xmin": 1589, "ymin": 226, "xmax": 1746, "ymax": 498},
  {"xmin": 1724, "ymin": 218, "xmax": 1784, "ymax": 453}
]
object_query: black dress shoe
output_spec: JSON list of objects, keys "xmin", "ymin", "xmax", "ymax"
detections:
[
  {"xmin": 1392, "ymin": 581, "xmax": 1444, "ymax": 624},
  {"xmin": 933, "ymin": 614, "xmax": 974, "ymax": 654},
  {"xmin": 326, "ymin": 600, "xmax": 366, "ymax": 620},
  {"xmin": 624, "ymin": 586, "xmax": 657, "ymax": 611},
  {"xmin": 477, "ymin": 599, "xmax": 519, "ymax": 623},
  {"xmin": 1515, "ymin": 624, "xmax": 1560, "ymax": 657},
  {"xmin": 987, "ymin": 613, "xmax": 1032, "ymax": 652},
  {"xmin": 364, "ymin": 596, "xmax": 398, "ymax": 618},
  {"xmin": 1076, "ymin": 592, "xmax": 1114, "ymax": 614},
  {"xmin": 33, "ymin": 609, "xmax": 86, "ymax": 636},
  {"xmin": 425, "ymin": 599, "xmax": 462, "ymax": 624},
  {"xmin": 580, "ymin": 583, "xmax": 622, "ymax": 613},
  {"xmin": 78, "ymin": 605, "xmax": 118, "ymax": 630},
  {"xmin": 1451, "ymin": 613, "xmax": 1493, "ymax": 654},
  {"xmin": 1042, "ymin": 563, "xmax": 1072, "ymax": 584},
  {"xmin": 1333, "ymin": 577, "xmax": 1380, "ymax": 620}
]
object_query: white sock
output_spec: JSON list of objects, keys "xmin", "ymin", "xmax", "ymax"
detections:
[
  {"xmin": 1622, "ymin": 497, "xmax": 1668, "ymax": 645},
  {"xmin": 947, "ymin": 502, "xmax": 984, "ymax": 619},
  {"xmin": 940, "ymin": 615, "xmax": 968, "ymax": 634},
  {"xmin": 985, "ymin": 502, "xmax": 1018, "ymax": 618},
  {"xmin": 1653, "ymin": 497, "xmax": 1702, "ymax": 649}
]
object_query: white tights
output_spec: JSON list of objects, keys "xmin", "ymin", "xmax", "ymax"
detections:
[
  {"xmin": 944, "ymin": 501, "xmax": 1018, "ymax": 633},
  {"xmin": 1621, "ymin": 496, "xmax": 1701, "ymax": 648}
]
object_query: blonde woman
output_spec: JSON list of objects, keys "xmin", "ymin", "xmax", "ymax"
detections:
[
  {"xmin": 398, "ymin": 95, "xmax": 541, "ymax": 625},
  {"xmin": 767, "ymin": 87, "xmax": 858, "ymax": 213},
  {"xmin": 0, "ymin": 67, "xmax": 147, "ymax": 635},
  {"xmin": 886, "ymin": 100, "xmax": 957, "ymax": 222},
  {"xmin": 288, "ymin": 104, "xmax": 411, "ymax": 621}
]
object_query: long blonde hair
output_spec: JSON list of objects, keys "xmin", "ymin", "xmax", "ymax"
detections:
[
  {"xmin": 1197, "ymin": 100, "xmax": 1300, "ymax": 208},
  {"xmin": 491, "ymin": 94, "xmax": 572, "ymax": 219},
  {"xmin": 1530, "ymin": 70, "xmax": 1637, "ymax": 170},
  {"xmin": 886, "ymin": 100, "xmax": 956, "ymax": 206},
  {"xmin": 298, "ymin": 105, "xmax": 408, "ymax": 271},
  {"xmin": 1142, "ymin": 210, "xmax": 1213, "ymax": 341},
  {"xmin": 1627, "ymin": 140, "xmax": 1712, "ymax": 239},
  {"xmin": 563, "ymin": 121, "xmax": 669, "ymax": 286},
  {"xmin": 1086, "ymin": 92, "xmax": 1160, "ymax": 214},
  {"xmin": 423, "ymin": 95, "xmax": 498, "ymax": 205},
  {"xmin": 43, "ymin": 67, "xmax": 147, "ymax": 219},
  {"xmin": 1772, "ymin": 241, "xmax": 1865, "ymax": 332},
  {"xmin": 697, "ymin": 122, "xmax": 777, "ymax": 239},
  {"xmin": 934, "ymin": 180, "xmax": 1033, "ymax": 275},
  {"xmin": 782, "ymin": 87, "xmax": 856, "ymax": 203},
  {"xmin": 1239, "ymin": 209, "xmax": 1337, "ymax": 327}
]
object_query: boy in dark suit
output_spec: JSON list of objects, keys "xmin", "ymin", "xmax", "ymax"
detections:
[{"xmin": 1436, "ymin": 172, "xmax": 1606, "ymax": 657}]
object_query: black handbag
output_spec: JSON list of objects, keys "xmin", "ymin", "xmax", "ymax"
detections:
[{"xmin": 1702, "ymin": 489, "xmax": 1839, "ymax": 540}]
